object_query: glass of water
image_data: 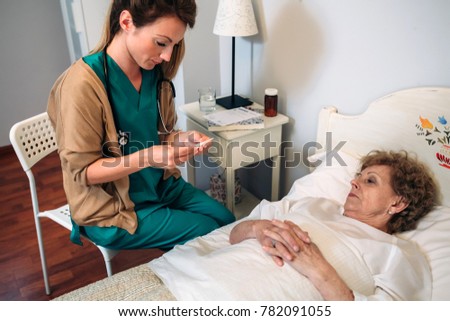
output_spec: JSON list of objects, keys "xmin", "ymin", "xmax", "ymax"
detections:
[{"xmin": 198, "ymin": 87, "xmax": 216, "ymax": 112}]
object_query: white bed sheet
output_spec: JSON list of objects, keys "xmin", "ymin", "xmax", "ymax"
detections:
[
  {"xmin": 150, "ymin": 150, "xmax": 449, "ymax": 300},
  {"xmin": 54, "ymin": 87, "xmax": 450, "ymax": 302},
  {"xmin": 149, "ymin": 196, "xmax": 431, "ymax": 300}
]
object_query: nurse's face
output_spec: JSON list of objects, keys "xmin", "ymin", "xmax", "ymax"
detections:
[{"xmin": 125, "ymin": 14, "xmax": 186, "ymax": 70}]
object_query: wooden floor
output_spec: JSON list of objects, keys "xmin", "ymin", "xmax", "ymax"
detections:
[{"xmin": 0, "ymin": 145, "xmax": 164, "ymax": 301}]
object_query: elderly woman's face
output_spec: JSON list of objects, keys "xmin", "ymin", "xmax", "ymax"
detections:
[{"xmin": 343, "ymin": 165, "xmax": 402, "ymax": 230}]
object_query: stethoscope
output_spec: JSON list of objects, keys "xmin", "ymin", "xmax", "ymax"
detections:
[{"xmin": 102, "ymin": 49, "xmax": 176, "ymax": 146}]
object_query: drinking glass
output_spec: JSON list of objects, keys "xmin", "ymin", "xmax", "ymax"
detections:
[{"xmin": 198, "ymin": 87, "xmax": 216, "ymax": 112}]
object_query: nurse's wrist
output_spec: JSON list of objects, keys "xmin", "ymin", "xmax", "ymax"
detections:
[{"xmin": 165, "ymin": 129, "xmax": 182, "ymax": 143}]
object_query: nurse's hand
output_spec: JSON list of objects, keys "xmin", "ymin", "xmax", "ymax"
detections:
[
  {"xmin": 146, "ymin": 145, "xmax": 197, "ymax": 169},
  {"xmin": 171, "ymin": 130, "xmax": 213, "ymax": 154},
  {"xmin": 87, "ymin": 144, "xmax": 196, "ymax": 185}
]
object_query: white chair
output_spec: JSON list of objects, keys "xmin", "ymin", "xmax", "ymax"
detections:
[{"xmin": 9, "ymin": 112, "xmax": 119, "ymax": 295}]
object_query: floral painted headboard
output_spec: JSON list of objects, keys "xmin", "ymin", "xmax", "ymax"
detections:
[
  {"xmin": 317, "ymin": 87, "xmax": 450, "ymax": 207},
  {"xmin": 416, "ymin": 115, "xmax": 450, "ymax": 169}
]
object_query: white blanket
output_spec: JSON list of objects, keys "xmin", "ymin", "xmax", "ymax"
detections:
[{"xmin": 149, "ymin": 198, "xmax": 431, "ymax": 300}]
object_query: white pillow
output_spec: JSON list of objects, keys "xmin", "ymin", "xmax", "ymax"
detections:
[
  {"xmin": 284, "ymin": 150, "xmax": 360, "ymax": 205},
  {"xmin": 398, "ymin": 206, "xmax": 450, "ymax": 300},
  {"xmin": 285, "ymin": 150, "xmax": 450, "ymax": 300}
]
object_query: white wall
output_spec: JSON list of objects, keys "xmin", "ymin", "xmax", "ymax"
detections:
[
  {"xmin": 60, "ymin": 0, "xmax": 110, "ymax": 62},
  {"xmin": 0, "ymin": 0, "xmax": 71, "ymax": 147},
  {"xmin": 223, "ymin": 0, "xmax": 450, "ymax": 198},
  {"xmin": 2, "ymin": 0, "xmax": 449, "ymax": 201},
  {"xmin": 177, "ymin": 0, "xmax": 222, "ymax": 187},
  {"xmin": 182, "ymin": 0, "xmax": 221, "ymax": 103}
]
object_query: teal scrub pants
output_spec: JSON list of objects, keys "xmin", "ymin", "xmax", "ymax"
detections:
[{"xmin": 81, "ymin": 178, "xmax": 235, "ymax": 250}]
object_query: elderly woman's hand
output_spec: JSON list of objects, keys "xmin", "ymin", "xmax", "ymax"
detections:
[
  {"xmin": 263, "ymin": 221, "xmax": 354, "ymax": 300},
  {"xmin": 229, "ymin": 219, "xmax": 311, "ymax": 267},
  {"xmin": 261, "ymin": 220, "xmax": 311, "ymax": 266},
  {"xmin": 230, "ymin": 220, "xmax": 276, "ymax": 247}
]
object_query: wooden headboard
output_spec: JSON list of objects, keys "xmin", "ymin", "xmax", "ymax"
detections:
[{"xmin": 316, "ymin": 87, "xmax": 450, "ymax": 207}]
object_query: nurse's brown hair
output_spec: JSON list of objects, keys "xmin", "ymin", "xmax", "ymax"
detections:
[{"xmin": 92, "ymin": 0, "xmax": 197, "ymax": 79}]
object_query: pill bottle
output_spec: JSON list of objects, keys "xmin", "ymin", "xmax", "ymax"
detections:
[{"xmin": 264, "ymin": 88, "xmax": 278, "ymax": 117}]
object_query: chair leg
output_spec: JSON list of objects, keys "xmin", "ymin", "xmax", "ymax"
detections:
[
  {"xmin": 98, "ymin": 247, "xmax": 119, "ymax": 277},
  {"xmin": 105, "ymin": 260, "xmax": 113, "ymax": 277},
  {"xmin": 35, "ymin": 218, "xmax": 51, "ymax": 295}
]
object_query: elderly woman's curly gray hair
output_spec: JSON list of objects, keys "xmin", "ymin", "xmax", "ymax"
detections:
[{"xmin": 360, "ymin": 150, "xmax": 439, "ymax": 234}]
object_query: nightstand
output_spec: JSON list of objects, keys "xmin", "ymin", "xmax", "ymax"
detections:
[{"xmin": 179, "ymin": 102, "xmax": 289, "ymax": 219}]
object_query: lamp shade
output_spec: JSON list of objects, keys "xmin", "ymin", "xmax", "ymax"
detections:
[{"xmin": 213, "ymin": 0, "xmax": 258, "ymax": 37}]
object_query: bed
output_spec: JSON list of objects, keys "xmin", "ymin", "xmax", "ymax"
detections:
[{"xmin": 55, "ymin": 87, "xmax": 450, "ymax": 301}]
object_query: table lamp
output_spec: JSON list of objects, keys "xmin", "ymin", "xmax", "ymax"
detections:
[{"xmin": 213, "ymin": 0, "xmax": 258, "ymax": 109}]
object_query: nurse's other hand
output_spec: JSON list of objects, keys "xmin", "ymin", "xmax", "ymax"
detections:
[
  {"xmin": 146, "ymin": 145, "xmax": 196, "ymax": 168},
  {"xmin": 173, "ymin": 130, "xmax": 213, "ymax": 154}
]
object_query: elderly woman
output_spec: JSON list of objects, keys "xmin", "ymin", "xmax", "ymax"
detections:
[
  {"xmin": 229, "ymin": 150, "xmax": 438, "ymax": 300},
  {"xmin": 56, "ymin": 150, "xmax": 438, "ymax": 301}
]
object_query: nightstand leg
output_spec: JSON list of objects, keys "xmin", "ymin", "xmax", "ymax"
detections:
[
  {"xmin": 186, "ymin": 159, "xmax": 196, "ymax": 187},
  {"xmin": 271, "ymin": 155, "xmax": 281, "ymax": 201},
  {"xmin": 226, "ymin": 168, "xmax": 235, "ymax": 213}
]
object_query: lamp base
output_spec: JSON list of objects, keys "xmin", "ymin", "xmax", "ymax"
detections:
[{"xmin": 216, "ymin": 95, "xmax": 253, "ymax": 109}]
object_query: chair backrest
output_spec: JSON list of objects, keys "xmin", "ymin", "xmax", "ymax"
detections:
[{"xmin": 9, "ymin": 112, "xmax": 57, "ymax": 172}]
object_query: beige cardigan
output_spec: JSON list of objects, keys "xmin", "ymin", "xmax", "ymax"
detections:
[{"xmin": 47, "ymin": 59, "xmax": 179, "ymax": 234}]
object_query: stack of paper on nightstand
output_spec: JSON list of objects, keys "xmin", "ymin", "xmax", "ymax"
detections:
[{"xmin": 203, "ymin": 107, "xmax": 264, "ymax": 131}]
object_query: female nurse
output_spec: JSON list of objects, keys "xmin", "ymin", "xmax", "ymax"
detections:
[{"xmin": 47, "ymin": 0, "xmax": 235, "ymax": 250}]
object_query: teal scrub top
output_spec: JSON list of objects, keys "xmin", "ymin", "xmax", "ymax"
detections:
[
  {"xmin": 69, "ymin": 53, "xmax": 234, "ymax": 248},
  {"xmin": 83, "ymin": 52, "xmax": 181, "ymax": 211}
]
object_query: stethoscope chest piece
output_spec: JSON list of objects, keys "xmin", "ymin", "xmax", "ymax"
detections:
[{"xmin": 118, "ymin": 130, "xmax": 129, "ymax": 146}]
